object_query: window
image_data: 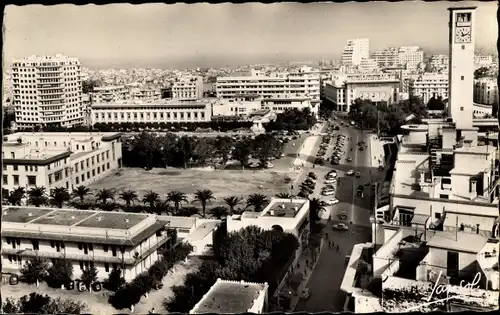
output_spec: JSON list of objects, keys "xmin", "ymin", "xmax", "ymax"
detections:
[
  {"xmin": 77, "ymin": 243, "xmax": 82, "ymax": 250},
  {"xmin": 32, "ymin": 239, "xmax": 39, "ymax": 250},
  {"xmin": 3, "ymin": 165, "xmax": 6, "ymax": 171},
  {"xmin": 461, "ymin": 76, "xmax": 464, "ymax": 80},
  {"xmin": 3, "ymin": 175, "xmax": 8, "ymax": 185},
  {"xmin": 104, "ymin": 263, "xmax": 110, "ymax": 272},
  {"xmin": 13, "ymin": 175, "xmax": 19, "ymax": 185},
  {"xmin": 13, "ymin": 165, "xmax": 18, "ymax": 171},
  {"xmin": 439, "ymin": 194, "xmax": 449, "ymax": 199},
  {"xmin": 103, "ymin": 244, "xmax": 108, "ymax": 252},
  {"xmin": 79, "ymin": 261, "xmax": 84, "ymax": 270}
]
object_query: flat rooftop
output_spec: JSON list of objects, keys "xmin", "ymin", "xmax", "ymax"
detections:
[
  {"xmin": 3, "ymin": 207, "xmax": 55, "ymax": 223},
  {"xmin": 454, "ymin": 145, "xmax": 497, "ymax": 155},
  {"xmin": 76, "ymin": 211, "xmax": 148, "ymax": 230},
  {"xmin": 262, "ymin": 199, "xmax": 307, "ymax": 218},
  {"xmin": 191, "ymin": 279, "xmax": 267, "ymax": 314},
  {"xmin": 31, "ymin": 210, "xmax": 94, "ymax": 226},
  {"xmin": 427, "ymin": 231, "xmax": 488, "ymax": 253}
]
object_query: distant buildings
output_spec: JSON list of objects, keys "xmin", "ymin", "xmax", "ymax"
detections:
[
  {"xmin": 474, "ymin": 78, "xmax": 498, "ymax": 106},
  {"xmin": 91, "ymin": 99, "xmax": 212, "ymax": 125},
  {"xmin": 91, "ymin": 85, "xmax": 130, "ymax": 104},
  {"xmin": 409, "ymin": 73, "xmax": 449, "ymax": 104},
  {"xmin": 323, "ymin": 73, "xmax": 400, "ymax": 112},
  {"xmin": 475, "ymin": 54, "xmax": 494, "ymax": 68},
  {"xmin": 358, "ymin": 58, "xmax": 380, "ymax": 73},
  {"xmin": 428, "ymin": 54, "xmax": 449, "ymax": 73},
  {"xmin": 371, "ymin": 47, "xmax": 399, "ymax": 68},
  {"xmin": 2, "ymin": 132, "xmax": 122, "ymax": 193},
  {"xmin": 171, "ymin": 76, "xmax": 204, "ymax": 100},
  {"xmin": 11, "ymin": 54, "xmax": 84, "ymax": 129},
  {"xmin": 397, "ymin": 46, "xmax": 424, "ymax": 72},
  {"xmin": 190, "ymin": 279, "xmax": 269, "ymax": 314},
  {"xmin": 341, "ymin": 38, "xmax": 370, "ymax": 66}
]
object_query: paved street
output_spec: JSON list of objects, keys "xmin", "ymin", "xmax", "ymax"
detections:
[{"xmin": 295, "ymin": 114, "xmax": 383, "ymax": 312}]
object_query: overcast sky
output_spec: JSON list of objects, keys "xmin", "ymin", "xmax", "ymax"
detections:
[{"xmin": 3, "ymin": 2, "xmax": 498, "ymax": 68}]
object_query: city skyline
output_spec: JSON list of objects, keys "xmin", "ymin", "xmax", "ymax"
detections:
[{"xmin": 4, "ymin": 1, "xmax": 497, "ymax": 69}]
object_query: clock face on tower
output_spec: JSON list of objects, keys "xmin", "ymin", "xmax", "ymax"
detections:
[{"xmin": 455, "ymin": 26, "xmax": 471, "ymax": 43}]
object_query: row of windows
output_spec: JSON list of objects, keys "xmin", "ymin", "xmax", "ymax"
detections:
[
  {"xmin": 3, "ymin": 174, "xmax": 37, "ymax": 186},
  {"xmin": 74, "ymin": 162, "xmax": 112, "ymax": 185},
  {"xmin": 94, "ymin": 111, "xmax": 206, "ymax": 120}
]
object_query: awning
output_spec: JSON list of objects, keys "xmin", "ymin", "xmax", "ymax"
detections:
[{"xmin": 411, "ymin": 214, "xmax": 430, "ymax": 226}]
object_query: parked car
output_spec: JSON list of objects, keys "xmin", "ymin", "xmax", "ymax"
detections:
[
  {"xmin": 315, "ymin": 158, "xmax": 325, "ymax": 165},
  {"xmin": 325, "ymin": 198, "xmax": 339, "ymax": 205},
  {"xmin": 325, "ymin": 178, "xmax": 336, "ymax": 184},
  {"xmin": 333, "ymin": 223, "xmax": 349, "ymax": 231},
  {"xmin": 300, "ymin": 288, "xmax": 311, "ymax": 300},
  {"xmin": 346, "ymin": 170, "xmax": 355, "ymax": 176},
  {"xmin": 346, "ymin": 157, "xmax": 353, "ymax": 162},
  {"xmin": 326, "ymin": 171, "xmax": 337, "ymax": 178},
  {"xmin": 338, "ymin": 211, "xmax": 348, "ymax": 220},
  {"xmin": 308, "ymin": 172, "xmax": 317, "ymax": 180},
  {"xmin": 355, "ymin": 171, "xmax": 361, "ymax": 178},
  {"xmin": 331, "ymin": 159, "xmax": 339, "ymax": 165},
  {"xmin": 322, "ymin": 190, "xmax": 335, "ymax": 196}
]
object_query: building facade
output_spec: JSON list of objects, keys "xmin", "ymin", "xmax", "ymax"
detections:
[
  {"xmin": 215, "ymin": 67, "xmax": 320, "ymax": 101},
  {"xmin": 371, "ymin": 48, "xmax": 399, "ymax": 68},
  {"xmin": 171, "ymin": 76, "xmax": 203, "ymax": 100},
  {"xmin": 11, "ymin": 54, "xmax": 84, "ymax": 129},
  {"xmin": 2, "ymin": 132, "xmax": 122, "ymax": 194},
  {"xmin": 91, "ymin": 100, "xmax": 212, "ymax": 125},
  {"xmin": 2, "ymin": 206, "xmax": 171, "ymax": 282},
  {"xmin": 409, "ymin": 73, "xmax": 449, "ymax": 104},
  {"xmin": 474, "ymin": 78, "xmax": 498, "ymax": 105},
  {"xmin": 341, "ymin": 38, "xmax": 370, "ymax": 66},
  {"xmin": 359, "ymin": 58, "xmax": 380, "ymax": 73},
  {"xmin": 428, "ymin": 54, "xmax": 450, "ymax": 73},
  {"xmin": 90, "ymin": 86, "xmax": 130, "ymax": 104},
  {"xmin": 397, "ymin": 46, "xmax": 424, "ymax": 71}
]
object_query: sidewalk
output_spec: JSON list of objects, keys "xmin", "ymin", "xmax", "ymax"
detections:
[
  {"xmin": 368, "ymin": 134, "xmax": 385, "ymax": 168},
  {"xmin": 288, "ymin": 238, "xmax": 325, "ymax": 311}
]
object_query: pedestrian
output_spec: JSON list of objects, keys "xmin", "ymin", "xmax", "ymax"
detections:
[
  {"xmin": 336, "ymin": 244, "xmax": 339, "ymax": 252},
  {"xmin": 332, "ymin": 240, "xmax": 335, "ymax": 247},
  {"xmin": 306, "ymin": 259, "xmax": 309, "ymax": 267},
  {"xmin": 329, "ymin": 240, "xmax": 332, "ymax": 248}
]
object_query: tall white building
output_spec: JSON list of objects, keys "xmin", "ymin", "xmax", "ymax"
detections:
[
  {"xmin": 11, "ymin": 54, "xmax": 84, "ymax": 129},
  {"xmin": 341, "ymin": 38, "xmax": 370, "ymax": 66},
  {"xmin": 398, "ymin": 46, "xmax": 424, "ymax": 71},
  {"xmin": 371, "ymin": 48, "xmax": 399, "ymax": 68},
  {"xmin": 171, "ymin": 76, "xmax": 203, "ymax": 100},
  {"xmin": 428, "ymin": 54, "xmax": 450, "ymax": 72},
  {"xmin": 448, "ymin": 7, "xmax": 476, "ymax": 129},
  {"xmin": 409, "ymin": 73, "xmax": 449, "ymax": 104},
  {"xmin": 474, "ymin": 78, "xmax": 498, "ymax": 105},
  {"xmin": 359, "ymin": 58, "xmax": 380, "ymax": 73}
]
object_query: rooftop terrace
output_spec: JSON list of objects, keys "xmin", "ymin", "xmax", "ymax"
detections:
[
  {"xmin": 262, "ymin": 198, "xmax": 308, "ymax": 218},
  {"xmin": 190, "ymin": 279, "xmax": 268, "ymax": 314}
]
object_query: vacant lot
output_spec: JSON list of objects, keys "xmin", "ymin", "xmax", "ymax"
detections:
[{"xmin": 89, "ymin": 167, "xmax": 298, "ymax": 204}]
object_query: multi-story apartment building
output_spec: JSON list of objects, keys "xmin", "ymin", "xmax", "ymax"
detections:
[
  {"xmin": 171, "ymin": 76, "xmax": 203, "ymax": 100},
  {"xmin": 371, "ymin": 47, "xmax": 399, "ymax": 68},
  {"xmin": 261, "ymin": 96, "xmax": 318, "ymax": 116},
  {"xmin": 398, "ymin": 46, "xmax": 424, "ymax": 71},
  {"xmin": 341, "ymin": 38, "xmax": 370, "ymax": 66},
  {"xmin": 91, "ymin": 99, "xmax": 212, "ymax": 125},
  {"xmin": 474, "ymin": 54, "xmax": 494, "ymax": 67},
  {"xmin": 2, "ymin": 206, "xmax": 171, "ymax": 282},
  {"xmin": 11, "ymin": 54, "xmax": 84, "ymax": 129},
  {"xmin": 358, "ymin": 58, "xmax": 380, "ymax": 73},
  {"xmin": 90, "ymin": 85, "xmax": 130, "ymax": 104},
  {"xmin": 428, "ymin": 54, "xmax": 450, "ymax": 72},
  {"xmin": 1, "ymin": 132, "xmax": 122, "ymax": 194},
  {"xmin": 323, "ymin": 73, "xmax": 400, "ymax": 112},
  {"xmin": 474, "ymin": 78, "xmax": 498, "ymax": 105},
  {"xmin": 408, "ymin": 73, "xmax": 449, "ymax": 104},
  {"xmin": 215, "ymin": 67, "xmax": 320, "ymax": 101}
]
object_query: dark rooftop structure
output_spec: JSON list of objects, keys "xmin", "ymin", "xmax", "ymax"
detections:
[{"xmin": 190, "ymin": 279, "xmax": 268, "ymax": 314}]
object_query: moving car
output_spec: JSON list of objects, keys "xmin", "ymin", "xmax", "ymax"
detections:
[
  {"xmin": 346, "ymin": 157, "xmax": 353, "ymax": 162},
  {"xmin": 346, "ymin": 170, "xmax": 355, "ymax": 176},
  {"xmin": 322, "ymin": 189, "xmax": 335, "ymax": 196},
  {"xmin": 338, "ymin": 211, "xmax": 348, "ymax": 220},
  {"xmin": 301, "ymin": 288, "xmax": 311, "ymax": 300},
  {"xmin": 325, "ymin": 198, "xmax": 339, "ymax": 205},
  {"xmin": 326, "ymin": 171, "xmax": 337, "ymax": 177},
  {"xmin": 325, "ymin": 178, "xmax": 336, "ymax": 184},
  {"xmin": 355, "ymin": 171, "xmax": 361, "ymax": 178},
  {"xmin": 333, "ymin": 223, "xmax": 349, "ymax": 231}
]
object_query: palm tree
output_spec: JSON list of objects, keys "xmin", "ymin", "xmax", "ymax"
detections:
[
  {"xmin": 95, "ymin": 188, "xmax": 115, "ymax": 205},
  {"xmin": 8, "ymin": 187, "xmax": 26, "ymax": 206},
  {"xmin": 166, "ymin": 191, "xmax": 188, "ymax": 214},
  {"xmin": 309, "ymin": 197, "xmax": 327, "ymax": 221},
  {"xmin": 222, "ymin": 196, "xmax": 242, "ymax": 215},
  {"xmin": 27, "ymin": 186, "xmax": 48, "ymax": 207},
  {"xmin": 72, "ymin": 185, "xmax": 91, "ymax": 204},
  {"xmin": 142, "ymin": 190, "xmax": 160, "ymax": 212},
  {"xmin": 276, "ymin": 192, "xmax": 294, "ymax": 199},
  {"xmin": 49, "ymin": 187, "xmax": 71, "ymax": 208},
  {"xmin": 192, "ymin": 189, "xmax": 215, "ymax": 218},
  {"xmin": 119, "ymin": 190, "xmax": 138, "ymax": 207},
  {"xmin": 246, "ymin": 193, "xmax": 269, "ymax": 212},
  {"xmin": 209, "ymin": 206, "xmax": 229, "ymax": 219}
]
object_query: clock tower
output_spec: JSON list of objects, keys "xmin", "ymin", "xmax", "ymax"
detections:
[{"xmin": 448, "ymin": 6, "xmax": 476, "ymax": 130}]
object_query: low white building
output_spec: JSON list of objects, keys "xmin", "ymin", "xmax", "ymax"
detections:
[
  {"xmin": 211, "ymin": 95, "xmax": 262, "ymax": 118},
  {"xmin": 91, "ymin": 86, "xmax": 130, "ymax": 104},
  {"xmin": 190, "ymin": 279, "xmax": 269, "ymax": 314},
  {"xmin": 2, "ymin": 132, "xmax": 122, "ymax": 193},
  {"xmin": 2, "ymin": 206, "xmax": 171, "ymax": 282},
  {"xmin": 261, "ymin": 96, "xmax": 318, "ymax": 116},
  {"xmin": 409, "ymin": 73, "xmax": 449, "ymax": 104},
  {"xmin": 91, "ymin": 99, "xmax": 212, "ymax": 125}
]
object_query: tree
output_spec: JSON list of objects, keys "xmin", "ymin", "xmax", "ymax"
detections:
[
  {"xmin": 120, "ymin": 190, "xmax": 139, "ymax": 207},
  {"xmin": 166, "ymin": 191, "xmax": 188, "ymax": 214},
  {"xmin": 143, "ymin": 190, "xmax": 161, "ymax": 213},
  {"xmin": 132, "ymin": 272, "xmax": 155, "ymax": 298},
  {"xmin": 81, "ymin": 266, "xmax": 98, "ymax": 291},
  {"xmin": 276, "ymin": 192, "xmax": 294, "ymax": 199},
  {"xmin": 20, "ymin": 257, "xmax": 49, "ymax": 286},
  {"xmin": 46, "ymin": 259, "xmax": 73, "ymax": 288},
  {"xmin": 49, "ymin": 187, "xmax": 71, "ymax": 208},
  {"xmin": 7, "ymin": 187, "xmax": 26, "ymax": 206},
  {"xmin": 192, "ymin": 189, "xmax": 215, "ymax": 218},
  {"xmin": 192, "ymin": 137, "xmax": 214, "ymax": 166},
  {"xmin": 72, "ymin": 185, "xmax": 91, "ymax": 204},
  {"xmin": 223, "ymin": 196, "xmax": 242, "ymax": 215},
  {"xmin": 209, "ymin": 206, "xmax": 229, "ymax": 219},
  {"xmin": 27, "ymin": 186, "xmax": 48, "ymax": 207},
  {"xmin": 214, "ymin": 136, "xmax": 234, "ymax": 166},
  {"xmin": 2, "ymin": 298, "xmax": 21, "ymax": 313},
  {"xmin": 474, "ymin": 66, "xmax": 491, "ymax": 79},
  {"xmin": 176, "ymin": 135, "xmax": 195, "ymax": 169},
  {"xmin": 246, "ymin": 193, "xmax": 269, "ymax": 212},
  {"xmin": 95, "ymin": 188, "xmax": 115, "ymax": 205},
  {"xmin": 104, "ymin": 268, "xmax": 126, "ymax": 292},
  {"xmin": 18, "ymin": 293, "xmax": 51, "ymax": 314},
  {"xmin": 309, "ymin": 198, "xmax": 327, "ymax": 221},
  {"xmin": 232, "ymin": 140, "xmax": 251, "ymax": 169},
  {"xmin": 41, "ymin": 297, "xmax": 88, "ymax": 314}
]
